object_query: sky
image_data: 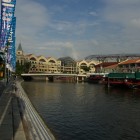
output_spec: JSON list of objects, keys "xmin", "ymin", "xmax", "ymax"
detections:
[{"xmin": 15, "ymin": 0, "xmax": 140, "ymax": 60}]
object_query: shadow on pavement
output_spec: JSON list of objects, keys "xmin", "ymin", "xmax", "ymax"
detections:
[{"xmin": 0, "ymin": 81, "xmax": 26, "ymax": 140}]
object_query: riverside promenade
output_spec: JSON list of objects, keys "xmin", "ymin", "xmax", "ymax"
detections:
[{"xmin": 0, "ymin": 79, "xmax": 55, "ymax": 140}]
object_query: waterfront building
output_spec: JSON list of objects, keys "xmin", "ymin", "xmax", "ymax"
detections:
[
  {"xmin": 58, "ymin": 56, "xmax": 77, "ymax": 73},
  {"xmin": 16, "ymin": 43, "xmax": 99, "ymax": 74},
  {"xmin": 16, "ymin": 43, "xmax": 61, "ymax": 73},
  {"xmin": 58, "ymin": 57, "xmax": 99, "ymax": 74},
  {"xmin": 94, "ymin": 62, "xmax": 118, "ymax": 73},
  {"xmin": 76, "ymin": 60, "xmax": 99, "ymax": 74},
  {"xmin": 99, "ymin": 58, "xmax": 140, "ymax": 73},
  {"xmin": 25, "ymin": 54, "xmax": 61, "ymax": 73},
  {"xmin": 118, "ymin": 58, "xmax": 140, "ymax": 72},
  {"xmin": 103, "ymin": 63, "xmax": 119, "ymax": 73}
]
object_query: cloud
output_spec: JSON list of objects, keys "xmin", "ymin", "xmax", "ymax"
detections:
[
  {"xmin": 48, "ymin": 19, "xmax": 98, "ymax": 37},
  {"xmin": 15, "ymin": 0, "xmax": 101, "ymax": 59},
  {"xmin": 38, "ymin": 41, "xmax": 79, "ymax": 59},
  {"xmin": 105, "ymin": 0, "xmax": 140, "ymax": 5},
  {"xmin": 14, "ymin": 0, "xmax": 140, "ymax": 60},
  {"xmin": 16, "ymin": 0, "xmax": 49, "ymax": 29},
  {"xmin": 102, "ymin": 0, "xmax": 140, "ymax": 28},
  {"xmin": 130, "ymin": 18, "xmax": 140, "ymax": 28},
  {"xmin": 89, "ymin": 11, "xmax": 98, "ymax": 16},
  {"xmin": 92, "ymin": 0, "xmax": 140, "ymax": 55},
  {"xmin": 15, "ymin": 0, "xmax": 50, "ymax": 47},
  {"xmin": 35, "ymin": 39, "xmax": 100, "ymax": 59}
]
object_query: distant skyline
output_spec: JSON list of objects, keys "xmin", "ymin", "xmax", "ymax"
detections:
[{"xmin": 15, "ymin": 0, "xmax": 140, "ymax": 60}]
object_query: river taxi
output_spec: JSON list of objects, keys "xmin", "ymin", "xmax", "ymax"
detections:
[
  {"xmin": 103, "ymin": 72, "xmax": 140, "ymax": 89},
  {"xmin": 86, "ymin": 73, "xmax": 107, "ymax": 84}
]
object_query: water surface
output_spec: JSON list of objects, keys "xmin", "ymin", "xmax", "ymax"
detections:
[{"xmin": 22, "ymin": 81, "xmax": 140, "ymax": 140}]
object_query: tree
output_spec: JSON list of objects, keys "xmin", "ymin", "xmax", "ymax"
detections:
[
  {"xmin": 16, "ymin": 62, "xmax": 24, "ymax": 75},
  {"xmin": 23, "ymin": 62, "xmax": 31, "ymax": 73},
  {"xmin": 16, "ymin": 61, "xmax": 31, "ymax": 75},
  {"xmin": 80, "ymin": 66, "xmax": 90, "ymax": 72}
]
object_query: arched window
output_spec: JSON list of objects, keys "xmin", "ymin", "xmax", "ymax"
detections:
[
  {"xmin": 80, "ymin": 63, "xmax": 87, "ymax": 67},
  {"xmin": 80, "ymin": 63, "xmax": 89, "ymax": 71},
  {"xmin": 89, "ymin": 63, "xmax": 95, "ymax": 68},
  {"xmin": 49, "ymin": 60, "xmax": 55, "ymax": 63},
  {"xmin": 39, "ymin": 59, "xmax": 46, "ymax": 62},
  {"xmin": 30, "ymin": 57, "xmax": 36, "ymax": 61}
]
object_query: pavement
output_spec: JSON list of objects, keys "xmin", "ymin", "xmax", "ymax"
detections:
[
  {"xmin": 0, "ymin": 80, "xmax": 26, "ymax": 140},
  {"xmin": 0, "ymin": 79, "xmax": 55, "ymax": 140}
]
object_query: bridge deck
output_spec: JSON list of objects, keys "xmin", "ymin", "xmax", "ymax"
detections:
[{"xmin": 21, "ymin": 73, "xmax": 87, "ymax": 77}]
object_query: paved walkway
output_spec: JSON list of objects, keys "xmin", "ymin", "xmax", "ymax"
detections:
[
  {"xmin": 0, "ymin": 81, "xmax": 26, "ymax": 140},
  {"xmin": 0, "ymin": 80, "xmax": 55, "ymax": 140}
]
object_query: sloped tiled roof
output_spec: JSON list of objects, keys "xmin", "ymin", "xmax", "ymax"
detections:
[
  {"xmin": 119, "ymin": 58, "xmax": 140, "ymax": 65},
  {"xmin": 104, "ymin": 64, "xmax": 118, "ymax": 69},
  {"xmin": 95, "ymin": 62, "xmax": 118, "ymax": 68}
]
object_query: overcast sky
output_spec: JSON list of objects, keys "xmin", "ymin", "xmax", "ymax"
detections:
[{"xmin": 15, "ymin": 0, "xmax": 140, "ymax": 60}]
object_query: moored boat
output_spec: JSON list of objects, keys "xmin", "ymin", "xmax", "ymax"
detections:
[
  {"xmin": 86, "ymin": 73, "xmax": 107, "ymax": 84},
  {"xmin": 124, "ymin": 72, "xmax": 140, "ymax": 88},
  {"xmin": 104, "ymin": 72, "xmax": 140, "ymax": 89}
]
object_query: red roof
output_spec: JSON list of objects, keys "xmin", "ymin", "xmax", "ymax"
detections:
[
  {"xmin": 95, "ymin": 62, "xmax": 118, "ymax": 68},
  {"xmin": 104, "ymin": 64, "xmax": 118, "ymax": 69},
  {"xmin": 119, "ymin": 58, "xmax": 140, "ymax": 65}
]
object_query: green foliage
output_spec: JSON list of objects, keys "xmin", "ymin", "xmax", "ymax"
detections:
[
  {"xmin": 80, "ymin": 66, "xmax": 90, "ymax": 72},
  {"xmin": 23, "ymin": 62, "xmax": 31, "ymax": 73},
  {"xmin": 16, "ymin": 61, "xmax": 31, "ymax": 75},
  {"xmin": 15, "ymin": 62, "xmax": 23, "ymax": 75}
]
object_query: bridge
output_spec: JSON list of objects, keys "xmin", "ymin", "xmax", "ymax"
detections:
[
  {"xmin": 85, "ymin": 54, "xmax": 140, "ymax": 62},
  {"xmin": 21, "ymin": 73, "xmax": 87, "ymax": 82}
]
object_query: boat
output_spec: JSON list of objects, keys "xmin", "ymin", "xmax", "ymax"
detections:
[
  {"xmin": 124, "ymin": 72, "xmax": 140, "ymax": 88},
  {"xmin": 86, "ymin": 73, "xmax": 107, "ymax": 84},
  {"xmin": 104, "ymin": 72, "xmax": 140, "ymax": 89}
]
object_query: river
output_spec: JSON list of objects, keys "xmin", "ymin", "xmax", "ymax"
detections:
[{"xmin": 22, "ymin": 80, "xmax": 140, "ymax": 140}]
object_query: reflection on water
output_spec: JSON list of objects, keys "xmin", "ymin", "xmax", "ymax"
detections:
[{"xmin": 22, "ymin": 81, "xmax": 140, "ymax": 140}]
